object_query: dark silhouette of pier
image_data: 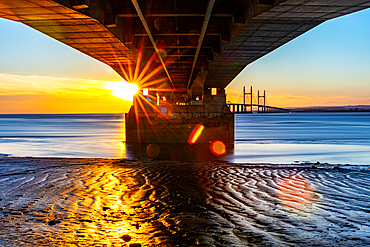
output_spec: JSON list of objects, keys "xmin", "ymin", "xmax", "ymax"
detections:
[{"xmin": 227, "ymin": 86, "xmax": 290, "ymax": 114}]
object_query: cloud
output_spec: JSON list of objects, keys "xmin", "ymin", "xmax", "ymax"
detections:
[
  {"xmin": 0, "ymin": 73, "xmax": 133, "ymax": 113},
  {"xmin": 0, "ymin": 73, "xmax": 111, "ymax": 96},
  {"xmin": 263, "ymin": 94, "xmax": 370, "ymax": 108}
]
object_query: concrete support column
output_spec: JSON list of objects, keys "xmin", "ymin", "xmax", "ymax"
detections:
[
  {"xmin": 126, "ymin": 84, "xmax": 234, "ymax": 146},
  {"xmin": 125, "ymin": 102, "xmax": 234, "ymax": 144}
]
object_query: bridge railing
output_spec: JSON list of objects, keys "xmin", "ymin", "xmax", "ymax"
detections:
[
  {"xmin": 227, "ymin": 103, "xmax": 252, "ymax": 113},
  {"xmin": 227, "ymin": 103, "xmax": 290, "ymax": 114}
]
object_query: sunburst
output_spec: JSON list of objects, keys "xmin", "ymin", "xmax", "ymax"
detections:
[{"xmin": 104, "ymin": 38, "xmax": 187, "ymax": 144}]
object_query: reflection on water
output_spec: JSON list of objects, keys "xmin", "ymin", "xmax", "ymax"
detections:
[{"xmin": 1, "ymin": 158, "xmax": 370, "ymax": 246}]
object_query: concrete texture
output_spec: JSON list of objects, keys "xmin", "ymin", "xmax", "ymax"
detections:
[{"xmin": 125, "ymin": 98, "xmax": 234, "ymax": 144}]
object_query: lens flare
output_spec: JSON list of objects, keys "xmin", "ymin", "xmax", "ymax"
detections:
[
  {"xmin": 159, "ymin": 106, "xmax": 167, "ymax": 114},
  {"xmin": 210, "ymin": 140, "xmax": 226, "ymax": 156},
  {"xmin": 105, "ymin": 81, "xmax": 138, "ymax": 101},
  {"xmin": 188, "ymin": 124, "xmax": 204, "ymax": 145},
  {"xmin": 277, "ymin": 176, "xmax": 314, "ymax": 210},
  {"xmin": 147, "ymin": 144, "xmax": 160, "ymax": 157}
]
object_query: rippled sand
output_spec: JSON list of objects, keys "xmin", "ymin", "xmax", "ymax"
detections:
[{"xmin": 0, "ymin": 158, "xmax": 370, "ymax": 246}]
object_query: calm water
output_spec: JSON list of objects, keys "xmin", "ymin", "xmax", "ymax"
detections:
[{"xmin": 1, "ymin": 112, "xmax": 370, "ymax": 164}]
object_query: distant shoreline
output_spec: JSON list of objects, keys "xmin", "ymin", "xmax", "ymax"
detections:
[
  {"xmin": 1, "ymin": 105, "xmax": 370, "ymax": 114},
  {"xmin": 289, "ymin": 105, "xmax": 370, "ymax": 113},
  {"xmin": 290, "ymin": 109, "xmax": 370, "ymax": 113}
]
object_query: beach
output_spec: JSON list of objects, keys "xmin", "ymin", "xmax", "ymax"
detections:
[
  {"xmin": 1, "ymin": 157, "xmax": 369, "ymax": 246},
  {"xmin": 1, "ymin": 113, "xmax": 370, "ymax": 246}
]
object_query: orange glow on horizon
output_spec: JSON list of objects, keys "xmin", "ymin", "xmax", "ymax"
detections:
[
  {"xmin": 225, "ymin": 88, "xmax": 370, "ymax": 108},
  {"xmin": 0, "ymin": 37, "xmax": 178, "ymax": 114},
  {"xmin": 0, "ymin": 73, "xmax": 137, "ymax": 114},
  {"xmin": 0, "ymin": 31, "xmax": 184, "ymax": 113}
]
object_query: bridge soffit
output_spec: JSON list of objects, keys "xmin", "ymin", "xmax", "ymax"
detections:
[{"xmin": 1, "ymin": 0, "xmax": 370, "ymax": 93}]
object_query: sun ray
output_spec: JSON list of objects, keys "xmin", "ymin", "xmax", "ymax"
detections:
[
  {"xmin": 135, "ymin": 95, "xmax": 161, "ymax": 141},
  {"xmin": 104, "ymin": 43, "xmax": 131, "ymax": 82},
  {"xmin": 107, "ymin": 37, "xmax": 189, "ymax": 144},
  {"xmin": 127, "ymin": 62, "xmax": 133, "ymax": 83},
  {"xmin": 136, "ymin": 56, "xmax": 154, "ymax": 83},
  {"xmin": 136, "ymin": 94, "xmax": 181, "ymax": 141},
  {"xmin": 140, "ymin": 77, "xmax": 168, "ymax": 88},
  {"xmin": 137, "ymin": 48, "xmax": 173, "ymax": 87},
  {"xmin": 139, "ymin": 63, "xmax": 165, "ymax": 86},
  {"xmin": 135, "ymin": 95, "xmax": 154, "ymax": 126},
  {"xmin": 113, "ymin": 45, "xmax": 132, "ymax": 82},
  {"xmin": 154, "ymin": 88, "xmax": 179, "ymax": 92},
  {"xmin": 134, "ymin": 95, "xmax": 162, "ymax": 141},
  {"xmin": 120, "ymin": 63, "xmax": 131, "ymax": 82},
  {"xmin": 133, "ymin": 40, "xmax": 144, "ymax": 82},
  {"xmin": 137, "ymin": 94, "xmax": 166, "ymax": 118},
  {"xmin": 133, "ymin": 98, "xmax": 141, "ymax": 144}
]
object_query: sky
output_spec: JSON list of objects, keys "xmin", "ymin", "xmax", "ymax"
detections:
[
  {"xmin": 227, "ymin": 8, "xmax": 370, "ymax": 107},
  {"xmin": 1, "ymin": 8, "xmax": 370, "ymax": 113}
]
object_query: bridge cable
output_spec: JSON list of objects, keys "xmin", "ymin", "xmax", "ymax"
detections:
[
  {"xmin": 187, "ymin": 0, "xmax": 215, "ymax": 89},
  {"xmin": 237, "ymin": 91, "xmax": 243, "ymax": 104}
]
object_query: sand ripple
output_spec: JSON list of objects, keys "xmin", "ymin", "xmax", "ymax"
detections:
[{"xmin": 0, "ymin": 158, "xmax": 370, "ymax": 246}]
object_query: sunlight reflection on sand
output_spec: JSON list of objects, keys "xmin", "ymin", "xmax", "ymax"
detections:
[{"xmin": 0, "ymin": 158, "xmax": 370, "ymax": 246}]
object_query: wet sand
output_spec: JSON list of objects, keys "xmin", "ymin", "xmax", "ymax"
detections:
[{"xmin": 0, "ymin": 157, "xmax": 370, "ymax": 246}]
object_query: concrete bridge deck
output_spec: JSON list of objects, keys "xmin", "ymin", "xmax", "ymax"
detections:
[
  {"xmin": 1, "ymin": 0, "xmax": 369, "ymax": 98},
  {"xmin": 227, "ymin": 103, "xmax": 290, "ymax": 113}
]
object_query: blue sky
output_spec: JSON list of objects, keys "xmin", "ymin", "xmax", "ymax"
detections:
[
  {"xmin": 0, "ymin": 17, "xmax": 120, "ymax": 80},
  {"xmin": 228, "ymin": 8, "xmax": 370, "ymax": 106},
  {"xmin": 0, "ymin": 7, "xmax": 370, "ymax": 112}
]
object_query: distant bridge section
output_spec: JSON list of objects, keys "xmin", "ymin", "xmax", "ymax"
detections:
[
  {"xmin": 227, "ymin": 86, "xmax": 290, "ymax": 113},
  {"xmin": 227, "ymin": 103, "xmax": 290, "ymax": 113}
]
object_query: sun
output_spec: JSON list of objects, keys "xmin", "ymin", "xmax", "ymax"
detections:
[{"xmin": 105, "ymin": 81, "xmax": 139, "ymax": 101}]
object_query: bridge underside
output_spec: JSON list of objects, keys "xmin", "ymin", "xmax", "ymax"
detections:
[
  {"xmin": 1, "ymin": 0, "xmax": 370, "ymax": 147},
  {"xmin": 1, "ymin": 0, "xmax": 369, "ymax": 101}
]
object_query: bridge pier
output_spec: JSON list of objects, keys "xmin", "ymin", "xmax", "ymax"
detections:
[{"xmin": 125, "ymin": 88, "xmax": 234, "ymax": 146}]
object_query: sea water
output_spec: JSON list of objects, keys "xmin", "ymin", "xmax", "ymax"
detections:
[
  {"xmin": 1, "ymin": 112, "xmax": 370, "ymax": 164},
  {"xmin": 233, "ymin": 112, "xmax": 370, "ymax": 165},
  {"xmin": 0, "ymin": 114, "xmax": 125, "ymax": 158}
]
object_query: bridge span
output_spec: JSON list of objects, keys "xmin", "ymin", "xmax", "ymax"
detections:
[
  {"xmin": 1, "ymin": 0, "xmax": 369, "ymax": 146},
  {"xmin": 227, "ymin": 103, "xmax": 290, "ymax": 113},
  {"xmin": 227, "ymin": 86, "xmax": 290, "ymax": 113}
]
